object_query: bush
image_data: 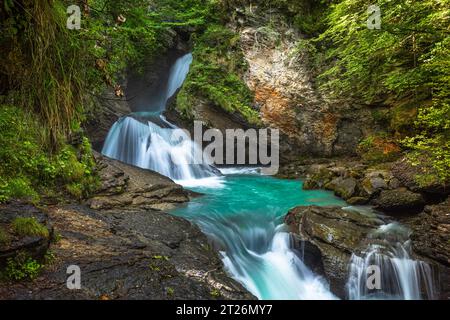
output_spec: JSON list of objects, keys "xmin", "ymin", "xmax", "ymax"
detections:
[
  {"xmin": 3, "ymin": 252, "xmax": 43, "ymax": 281},
  {"xmin": 12, "ymin": 217, "xmax": 49, "ymax": 239},
  {"xmin": 0, "ymin": 105, "xmax": 98, "ymax": 203}
]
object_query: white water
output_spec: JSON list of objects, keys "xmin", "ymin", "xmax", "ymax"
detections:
[
  {"xmin": 102, "ymin": 53, "xmax": 217, "ymax": 183},
  {"xmin": 346, "ymin": 223, "xmax": 437, "ymax": 300}
]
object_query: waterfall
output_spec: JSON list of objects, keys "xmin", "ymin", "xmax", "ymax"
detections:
[
  {"xmin": 346, "ymin": 223, "xmax": 437, "ymax": 300},
  {"xmin": 102, "ymin": 53, "xmax": 217, "ymax": 182},
  {"xmin": 165, "ymin": 53, "xmax": 193, "ymax": 104}
]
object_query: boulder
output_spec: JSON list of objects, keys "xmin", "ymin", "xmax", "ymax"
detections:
[
  {"xmin": 347, "ymin": 197, "xmax": 369, "ymax": 205},
  {"xmin": 406, "ymin": 197, "xmax": 450, "ymax": 300},
  {"xmin": 325, "ymin": 177, "xmax": 357, "ymax": 200},
  {"xmin": 285, "ymin": 206, "xmax": 383, "ymax": 298},
  {"xmin": 89, "ymin": 152, "xmax": 189, "ymax": 211},
  {"xmin": 391, "ymin": 159, "xmax": 450, "ymax": 196},
  {"xmin": 0, "ymin": 202, "xmax": 53, "ymax": 268},
  {"xmin": 361, "ymin": 174, "xmax": 388, "ymax": 197},
  {"xmin": 373, "ymin": 188, "xmax": 425, "ymax": 214}
]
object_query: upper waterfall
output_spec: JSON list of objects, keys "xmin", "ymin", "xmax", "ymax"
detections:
[{"xmin": 102, "ymin": 53, "xmax": 218, "ymax": 182}]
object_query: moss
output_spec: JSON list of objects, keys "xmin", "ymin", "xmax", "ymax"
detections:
[
  {"xmin": 210, "ymin": 289, "xmax": 221, "ymax": 298},
  {"xmin": 166, "ymin": 287, "xmax": 175, "ymax": 296},
  {"xmin": 357, "ymin": 134, "xmax": 402, "ymax": 164},
  {"xmin": 12, "ymin": 217, "xmax": 49, "ymax": 239},
  {"xmin": 0, "ymin": 105, "xmax": 99, "ymax": 203},
  {"xmin": 0, "ymin": 227, "xmax": 10, "ymax": 246}
]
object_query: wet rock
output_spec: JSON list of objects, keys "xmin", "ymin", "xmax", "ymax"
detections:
[
  {"xmin": 373, "ymin": 188, "xmax": 425, "ymax": 215},
  {"xmin": 89, "ymin": 152, "xmax": 189, "ymax": 211},
  {"xmin": 391, "ymin": 159, "xmax": 450, "ymax": 196},
  {"xmin": 325, "ymin": 177, "xmax": 357, "ymax": 200},
  {"xmin": 347, "ymin": 197, "xmax": 369, "ymax": 205},
  {"xmin": 0, "ymin": 202, "xmax": 53, "ymax": 268},
  {"xmin": 361, "ymin": 173, "xmax": 388, "ymax": 197},
  {"xmin": 405, "ymin": 197, "xmax": 450, "ymax": 299},
  {"xmin": 84, "ymin": 87, "xmax": 132, "ymax": 151},
  {"xmin": 0, "ymin": 204, "xmax": 254, "ymax": 300},
  {"xmin": 285, "ymin": 206, "xmax": 383, "ymax": 298}
]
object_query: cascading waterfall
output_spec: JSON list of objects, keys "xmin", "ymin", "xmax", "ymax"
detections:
[
  {"xmin": 102, "ymin": 53, "xmax": 216, "ymax": 183},
  {"xmin": 346, "ymin": 223, "xmax": 437, "ymax": 300},
  {"xmin": 101, "ymin": 52, "xmax": 438, "ymax": 300}
]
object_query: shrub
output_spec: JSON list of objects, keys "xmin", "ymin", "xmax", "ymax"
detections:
[
  {"xmin": 12, "ymin": 217, "xmax": 50, "ymax": 239},
  {"xmin": 0, "ymin": 105, "xmax": 98, "ymax": 203},
  {"xmin": 3, "ymin": 252, "xmax": 43, "ymax": 281}
]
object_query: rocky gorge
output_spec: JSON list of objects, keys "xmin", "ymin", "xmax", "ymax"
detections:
[{"xmin": 1, "ymin": 0, "xmax": 449, "ymax": 302}]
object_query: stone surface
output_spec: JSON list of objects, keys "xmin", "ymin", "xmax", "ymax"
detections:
[
  {"xmin": 0, "ymin": 202, "xmax": 53, "ymax": 268},
  {"xmin": 325, "ymin": 177, "xmax": 357, "ymax": 200},
  {"xmin": 0, "ymin": 203, "xmax": 254, "ymax": 300},
  {"xmin": 405, "ymin": 197, "xmax": 450, "ymax": 300},
  {"xmin": 89, "ymin": 152, "xmax": 189, "ymax": 211},
  {"xmin": 285, "ymin": 206, "xmax": 383, "ymax": 298},
  {"xmin": 373, "ymin": 188, "xmax": 425, "ymax": 214},
  {"xmin": 391, "ymin": 158, "xmax": 450, "ymax": 196}
]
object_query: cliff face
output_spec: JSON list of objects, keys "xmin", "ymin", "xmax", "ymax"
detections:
[
  {"xmin": 165, "ymin": 6, "xmax": 380, "ymax": 159},
  {"xmin": 237, "ymin": 17, "xmax": 375, "ymax": 157}
]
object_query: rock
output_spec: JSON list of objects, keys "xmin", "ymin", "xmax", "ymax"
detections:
[
  {"xmin": 361, "ymin": 174, "xmax": 388, "ymax": 197},
  {"xmin": 0, "ymin": 201, "xmax": 53, "ymax": 268},
  {"xmin": 89, "ymin": 152, "xmax": 189, "ymax": 211},
  {"xmin": 325, "ymin": 177, "xmax": 357, "ymax": 200},
  {"xmin": 285, "ymin": 206, "xmax": 383, "ymax": 298},
  {"xmin": 84, "ymin": 87, "xmax": 132, "ymax": 151},
  {"xmin": 373, "ymin": 188, "xmax": 425, "ymax": 214},
  {"xmin": 347, "ymin": 197, "xmax": 369, "ymax": 205},
  {"xmin": 405, "ymin": 197, "xmax": 450, "ymax": 299},
  {"xmin": 391, "ymin": 158, "xmax": 450, "ymax": 196},
  {"xmin": 0, "ymin": 203, "xmax": 254, "ymax": 300}
]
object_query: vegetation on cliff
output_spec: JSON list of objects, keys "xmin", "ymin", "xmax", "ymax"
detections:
[{"xmin": 0, "ymin": 0, "xmax": 213, "ymax": 203}]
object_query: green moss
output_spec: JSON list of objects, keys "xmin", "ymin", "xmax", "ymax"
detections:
[
  {"xmin": 357, "ymin": 134, "xmax": 402, "ymax": 164},
  {"xmin": 12, "ymin": 217, "xmax": 49, "ymax": 239},
  {"xmin": 166, "ymin": 287, "xmax": 175, "ymax": 296},
  {"xmin": 210, "ymin": 289, "xmax": 221, "ymax": 298}
]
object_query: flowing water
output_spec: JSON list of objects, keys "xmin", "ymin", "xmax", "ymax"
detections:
[
  {"xmin": 171, "ymin": 170, "xmax": 345, "ymax": 299},
  {"xmin": 102, "ymin": 53, "xmax": 437, "ymax": 300},
  {"xmin": 346, "ymin": 223, "xmax": 437, "ymax": 300}
]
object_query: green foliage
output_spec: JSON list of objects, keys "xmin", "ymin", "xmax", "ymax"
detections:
[
  {"xmin": 12, "ymin": 217, "xmax": 50, "ymax": 239},
  {"xmin": 177, "ymin": 25, "xmax": 260, "ymax": 125},
  {"xmin": 166, "ymin": 287, "xmax": 175, "ymax": 296},
  {"xmin": 0, "ymin": 105, "xmax": 98, "ymax": 203},
  {"xmin": 210, "ymin": 289, "xmax": 221, "ymax": 297},
  {"xmin": 304, "ymin": 0, "xmax": 450, "ymax": 181},
  {"xmin": 3, "ymin": 252, "xmax": 43, "ymax": 281}
]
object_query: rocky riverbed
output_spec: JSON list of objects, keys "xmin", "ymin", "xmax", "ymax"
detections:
[
  {"xmin": 280, "ymin": 158, "xmax": 450, "ymax": 300},
  {"xmin": 0, "ymin": 154, "xmax": 254, "ymax": 300}
]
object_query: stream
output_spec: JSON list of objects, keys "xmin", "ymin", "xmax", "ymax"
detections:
[{"xmin": 101, "ymin": 53, "xmax": 437, "ymax": 300}]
